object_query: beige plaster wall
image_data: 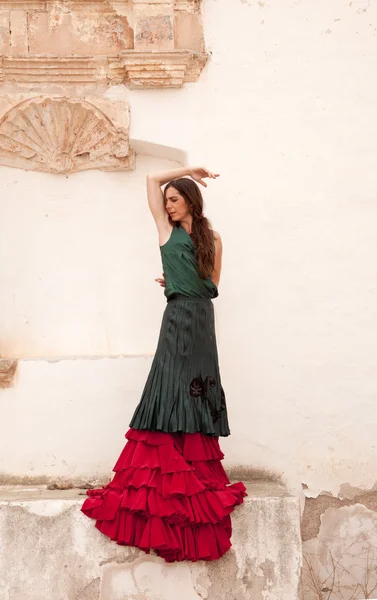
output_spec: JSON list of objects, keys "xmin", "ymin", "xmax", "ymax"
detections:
[
  {"xmin": 0, "ymin": 0, "xmax": 376, "ymax": 504},
  {"xmin": 0, "ymin": 155, "xmax": 174, "ymax": 358},
  {"xmin": 113, "ymin": 0, "xmax": 377, "ymax": 497}
]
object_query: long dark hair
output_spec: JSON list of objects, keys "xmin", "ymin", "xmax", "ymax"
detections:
[{"xmin": 164, "ymin": 178, "xmax": 215, "ymax": 279}]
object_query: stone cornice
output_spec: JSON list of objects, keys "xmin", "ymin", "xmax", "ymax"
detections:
[
  {"xmin": 0, "ymin": 51, "xmax": 208, "ymax": 87},
  {"xmin": 0, "ymin": 0, "xmax": 130, "ymax": 8},
  {"xmin": 119, "ymin": 50, "xmax": 208, "ymax": 88}
]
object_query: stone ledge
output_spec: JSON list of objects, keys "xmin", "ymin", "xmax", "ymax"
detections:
[
  {"xmin": 0, "ymin": 0, "xmax": 46, "ymax": 8},
  {"xmin": 0, "ymin": 51, "xmax": 209, "ymax": 87},
  {"xmin": 0, "ymin": 483, "xmax": 302, "ymax": 600}
]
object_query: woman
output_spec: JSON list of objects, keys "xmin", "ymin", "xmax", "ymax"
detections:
[{"xmin": 82, "ymin": 166, "xmax": 246, "ymax": 562}]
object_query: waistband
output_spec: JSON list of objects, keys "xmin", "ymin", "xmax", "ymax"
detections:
[{"xmin": 167, "ymin": 293, "xmax": 213, "ymax": 303}]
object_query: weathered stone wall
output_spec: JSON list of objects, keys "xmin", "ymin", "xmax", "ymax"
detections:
[
  {"xmin": 1, "ymin": 0, "xmax": 377, "ymax": 596},
  {"xmin": 0, "ymin": 483, "xmax": 302, "ymax": 600},
  {"xmin": 0, "ymin": 0, "xmax": 207, "ymax": 86},
  {"xmin": 302, "ymin": 489, "xmax": 377, "ymax": 599}
]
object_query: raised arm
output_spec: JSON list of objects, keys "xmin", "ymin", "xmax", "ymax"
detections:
[{"xmin": 146, "ymin": 167, "xmax": 219, "ymax": 245}]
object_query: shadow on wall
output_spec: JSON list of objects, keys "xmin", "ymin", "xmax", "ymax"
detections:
[{"xmin": 131, "ymin": 139, "xmax": 187, "ymax": 165}]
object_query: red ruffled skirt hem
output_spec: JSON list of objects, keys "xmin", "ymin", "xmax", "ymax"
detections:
[{"xmin": 81, "ymin": 428, "xmax": 246, "ymax": 562}]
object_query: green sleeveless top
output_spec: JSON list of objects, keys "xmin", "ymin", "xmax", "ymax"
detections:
[{"xmin": 160, "ymin": 225, "xmax": 218, "ymax": 300}]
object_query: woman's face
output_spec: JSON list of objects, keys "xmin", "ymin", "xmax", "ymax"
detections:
[{"xmin": 165, "ymin": 187, "xmax": 190, "ymax": 222}]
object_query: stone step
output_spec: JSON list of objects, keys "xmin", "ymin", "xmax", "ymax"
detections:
[{"xmin": 0, "ymin": 483, "xmax": 302, "ymax": 600}]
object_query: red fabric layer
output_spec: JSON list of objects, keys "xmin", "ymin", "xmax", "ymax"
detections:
[{"xmin": 81, "ymin": 428, "xmax": 246, "ymax": 563}]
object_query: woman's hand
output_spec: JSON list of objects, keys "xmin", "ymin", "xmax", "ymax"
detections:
[
  {"xmin": 189, "ymin": 168, "xmax": 220, "ymax": 188},
  {"xmin": 155, "ymin": 274, "xmax": 166, "ymax": 288}
]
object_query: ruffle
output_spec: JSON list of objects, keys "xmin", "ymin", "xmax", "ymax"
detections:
[{"xmin": 81, "ymin": 428, "xmax": 246, "ymax": 562}]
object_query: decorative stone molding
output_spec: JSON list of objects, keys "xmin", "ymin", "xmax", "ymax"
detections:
[
  {"xmin": 0, "ymin": 56, "xmax": 110, "ymax": 84},
  {"xmin": 0, "ymin": 96, "xmax": 135, "ymax": 173},
  {"xmin": 118, "ymin": 50, "xmax": 207, "ymax": 88},
  {"xmin": 0, "ymin": 1, "xmax": 46, "ymax": 8},
  {"xmin": 0, "ymin": 0, "xmax": 208, "ymax": 88},
  {"xmin": 0, "ymin": 359, "xmax": 18, "ymax": 388},
  {"xmin": 0, "ymin": 52, "xmax": 207, "ymax": 87}
]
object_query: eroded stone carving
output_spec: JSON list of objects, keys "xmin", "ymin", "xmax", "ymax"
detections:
[
  {"xmin": 0, "ymin": 96, "xmax": 135, "ymax": 173},
  {"xmin": 119, "ymin": 50, "xmax": 207, "ymax": 89},
  {"xmin": 0, "ymin": 359, "xmax": 18, "ymax": 388},
  {"xmin": 0, "ymin": 52, "xmax": 207, "ymax": 87},
  {"xmin": 0, "ymin": 0, "xmax": 208, "ymax": 88}
]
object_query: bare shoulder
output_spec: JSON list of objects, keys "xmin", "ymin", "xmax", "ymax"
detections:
[{"xmin": 212, "ymin": 230, "xmax": 222, "ymax": 244}]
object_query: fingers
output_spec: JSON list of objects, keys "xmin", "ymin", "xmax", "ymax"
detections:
[
  {"xmin": 192, "ymin": 167, "xmax": 219, "ymax": 185},
  {"xmin": 203, "ymin": 169, "xmax": 220, "ymax": 180}
]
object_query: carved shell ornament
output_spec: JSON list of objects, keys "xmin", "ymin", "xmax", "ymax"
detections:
[{"xmin": 0, "ymin": 97, "xmax": 134, "ymax": 173}]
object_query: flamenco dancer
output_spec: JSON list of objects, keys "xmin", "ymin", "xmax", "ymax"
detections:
[{"xmin": 82, "ymin": 166, "xmax": 246, "ymax": 562}]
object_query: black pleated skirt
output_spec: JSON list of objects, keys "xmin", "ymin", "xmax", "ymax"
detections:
[{"xmin": 130, "ymin": 295, "xmax": 230, "ymax": 437}]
